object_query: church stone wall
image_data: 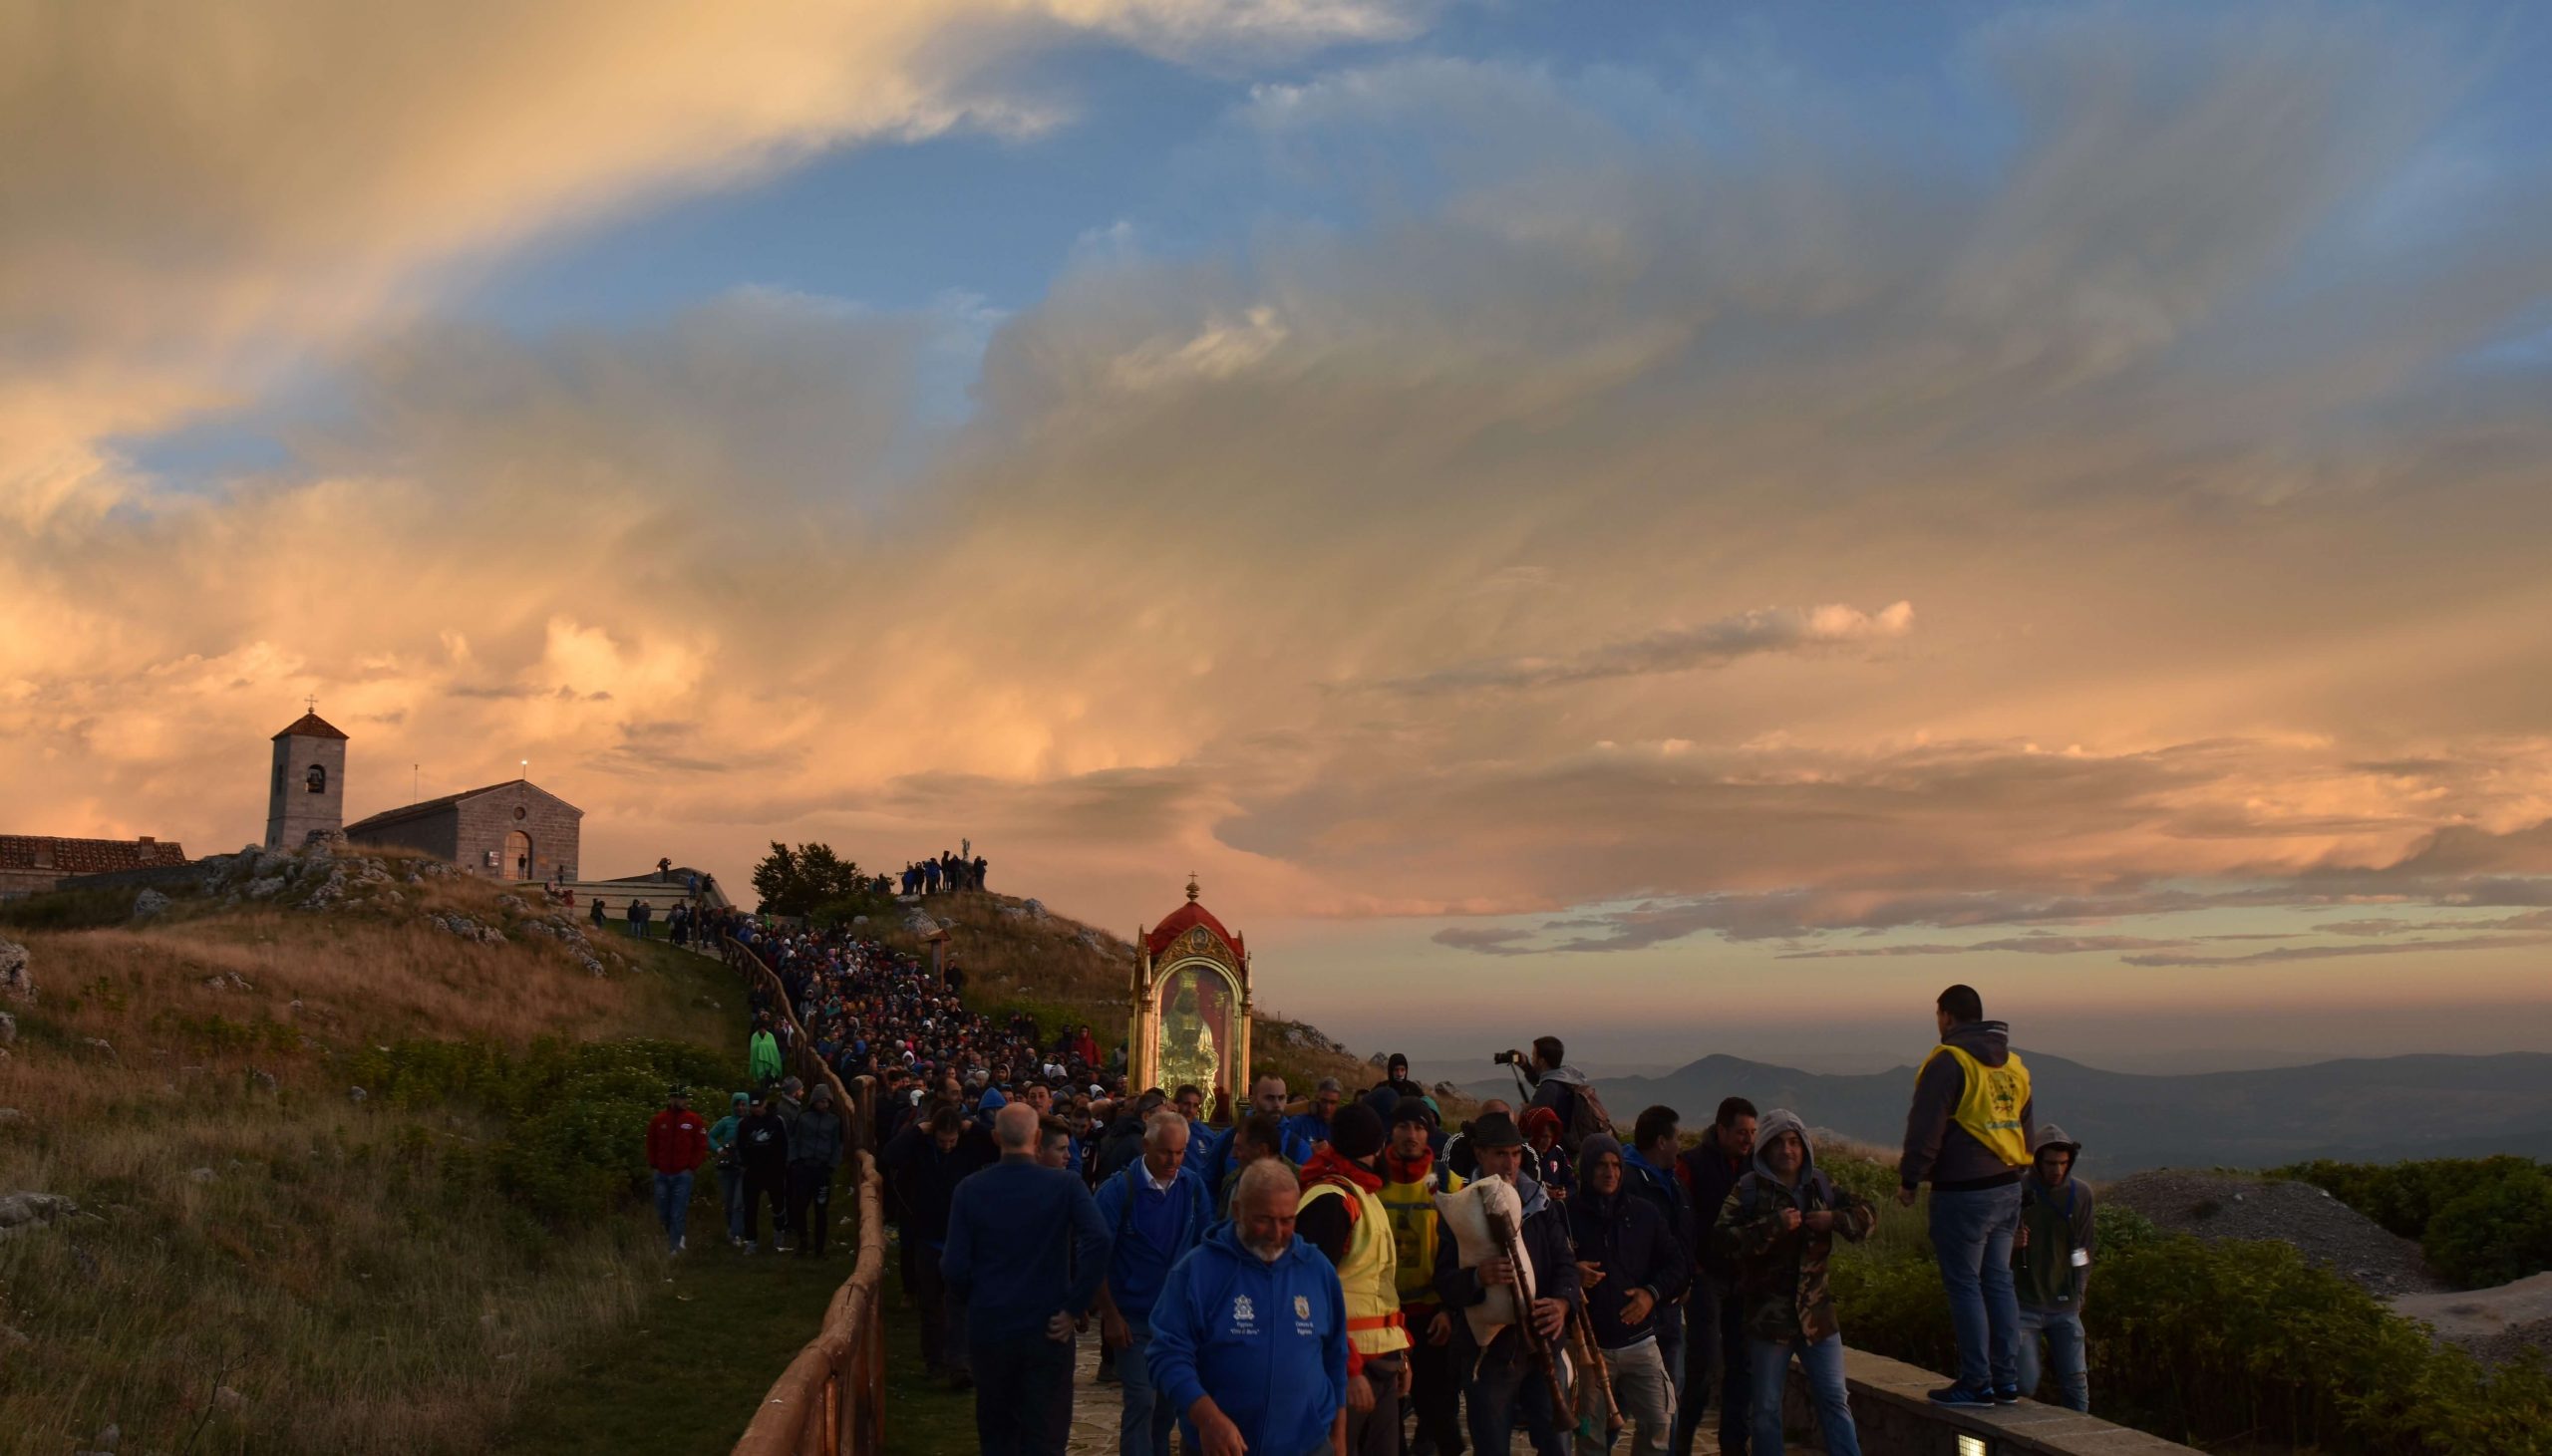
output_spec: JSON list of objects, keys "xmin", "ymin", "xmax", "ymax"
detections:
[
  {"xmin": 346, "ymin": 810, "xmax": 460, "ymax": 864},
  {"xmin": 452, "ymin": 788, "xmax": 580, "ymax": 882}
]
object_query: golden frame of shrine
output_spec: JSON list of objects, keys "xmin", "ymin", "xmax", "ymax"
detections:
[{"xmin": 1128, "ymin": 877, "xmax": 1253, "ymax": 1115}]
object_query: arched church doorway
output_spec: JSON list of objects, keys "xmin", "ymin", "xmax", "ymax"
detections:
[{"xmin": 503, "ymin": 829, "xmax": 532, "ymax": 881}]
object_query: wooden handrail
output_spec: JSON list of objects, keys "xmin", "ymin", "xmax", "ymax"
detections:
[{"xmin": 722, "ymin": 934, "xmax": 889, "ymax": 1456}]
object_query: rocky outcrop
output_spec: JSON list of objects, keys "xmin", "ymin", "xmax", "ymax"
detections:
[
  {"xmin": 0, "ymin": 938, "xmax": 31, "ymax": 1004},
  {"xmin": 0, "ymin": 1190, "xmax": 77, "ymax": 1240}
]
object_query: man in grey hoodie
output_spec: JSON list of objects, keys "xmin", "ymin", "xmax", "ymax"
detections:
[
  {"xmin": 2012, "ymin": 1125, "xmax": 2093, "ymax": 1411},
  {"xmin": 1897, "ymin": 985, "xmax": 2034, "ymax": 1408},
  {"xmin": 789, "ymin": 1083, "xmax": 846, "ymax": 1258}
]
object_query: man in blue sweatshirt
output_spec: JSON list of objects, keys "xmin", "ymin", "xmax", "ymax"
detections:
[
  {"xmin": 1148, "ymin": 1158, "xmax": 1348, "ymax": 1456},
  {"xmin": 943, "ymin": 1103, "xmax": 1114, "ymax": 1456},
  {"xmin": 1099, "ymin": 1110, "xmax": 1217, "ymax": 1456}
]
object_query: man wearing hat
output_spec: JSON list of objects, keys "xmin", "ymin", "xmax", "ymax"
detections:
[
  {"xmin": 645, "ymin": 1085, "xmax": 711, "ymax": 1255},
  {"xmin": 1298, "ymin": 1101, "xmax": 1410, "ymax": 1455},
  {"xmin": 1435, "ymin": 1110, "xmax": 1581, "ymax": 1456},
  {"xmin": 1381, "ymin": 1096, "xmax": 1464, "ymax": 1456}
]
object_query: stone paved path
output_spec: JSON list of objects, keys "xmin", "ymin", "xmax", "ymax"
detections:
[{"xmin": 1061, "ymin": 1339, "xmax": 1719, "ymax": 1455}]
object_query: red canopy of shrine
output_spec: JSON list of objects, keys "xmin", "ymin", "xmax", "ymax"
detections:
[{"xmin": 1142, "ymin": 890, "xmax": 1245, "ymax": 962}]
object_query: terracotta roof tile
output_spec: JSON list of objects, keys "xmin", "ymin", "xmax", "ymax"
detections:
[{"xmin": 0, "ymin": 835, "xmax": 189, "ymax": 874}]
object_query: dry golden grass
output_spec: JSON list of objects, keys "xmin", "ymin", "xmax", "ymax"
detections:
[
  {"xmin": 863, "ymin": 891, "xmax": 1471, "ymax": 1117},
  {"xmin": 0, "ymin": 855, "xmax": 732, "ymax": 1455}
]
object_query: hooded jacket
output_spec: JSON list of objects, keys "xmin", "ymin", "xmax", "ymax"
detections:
[
  {"xmin": 1712, "ymin": 1109, "xmax": 1874, "ymax": 1344},
  {"xmin": 1566, "ymin": 1135, "xmax": 1691, "ymax": 1350},
  {"xmin": 792, "ymin": 1101, "xmax": 845, "ymax": 1170},
  {"xmin": 748, "ymin": 1029, "xmax": 784, "ymax": 1085},
  {"xmin": 2014, "ymin": 1123, "xmax": 2095, "ymax": 1311},
  {"xmin": 1145, "ymin": 1223, "xmax": 1349, "ymax": 1456},
  {"xmin": 1899, "ymin": 1019, "xmax": 2036, "ymax": 1191},
  {"xmin": 1526, "ymin": 1062, "xmax": 1600, "ymax": 1152}
]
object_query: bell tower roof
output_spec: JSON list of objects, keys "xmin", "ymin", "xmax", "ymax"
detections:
[{"xmin": 272, "ymin": 711, "xmax": 349, "ymax": 741}]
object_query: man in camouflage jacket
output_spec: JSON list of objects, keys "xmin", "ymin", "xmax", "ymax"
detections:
[{"xmin": 1712, "ymin": 1109, "xmax": 1874, "ymax": 1456}]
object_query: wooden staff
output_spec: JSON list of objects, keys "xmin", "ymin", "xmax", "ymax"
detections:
[
  {"xmin": 1566, "ymin": 1300, "xmax": 1625, "ymax": 1441},
  {"xmin": 1490, "ymin": 1206, "xmax": 1573, "ymax": 1419}
]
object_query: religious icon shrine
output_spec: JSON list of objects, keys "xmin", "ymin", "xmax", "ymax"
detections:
[{"xmin": 1127, "ymin": 877, "xmax": 1253, "ymax": 1115}]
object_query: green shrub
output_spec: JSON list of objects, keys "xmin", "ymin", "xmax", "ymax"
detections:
[
  {"xmin": 342, "ymin": 1034, "xmax": 731, "ymax": 1222},
  {"xmin": 1833, "ymin": 1196, "xmax": 2552, "ymax": 1452},
  {"xmin": 2276, "ymin": 1156, "xmax": 2552, "ymax": 1289}
]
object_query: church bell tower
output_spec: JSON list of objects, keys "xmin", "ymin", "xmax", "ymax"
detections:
[{"xmin": 265, "ymin": 704, "xmax": 349, "ymax": 850}]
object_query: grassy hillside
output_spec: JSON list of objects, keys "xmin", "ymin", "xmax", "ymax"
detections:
[
  {"xmin": 0, "ymin": 844, "xmax": 742, "ymax": 1455},
  {"xmin": 857, "ymin": 889, "xmax": 1434, "ymax": 1107}
]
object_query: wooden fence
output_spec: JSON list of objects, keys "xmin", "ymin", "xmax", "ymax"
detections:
[{"xmin": 721, "ymin": 935, "xmax": 890, "ymax": 1456}]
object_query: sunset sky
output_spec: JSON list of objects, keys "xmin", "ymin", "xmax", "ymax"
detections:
[{"xmin": 9, "ymin": 1, "xmax": 2552, "ymax": 1073}]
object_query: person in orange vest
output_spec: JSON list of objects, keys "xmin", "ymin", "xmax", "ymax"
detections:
[
  {"xmin": 1896, "ymin": 984, "xmax": 2035, "ymax": 1409},
  {"xmin": 1296, "ymin": 1102, "xmax": 1410, "ymax": 1455}
]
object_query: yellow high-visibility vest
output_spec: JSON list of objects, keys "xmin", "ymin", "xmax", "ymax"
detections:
[
  {"xmin": 1301, "ymin": 1180, "xmax": 1412, "ymax": 1356},
  {"xmin": 1380, "ymin": 1166, "xmax": 1463, "ymax": 1304},
  {"xmin": 1923, "ymin": 1043, "xmax": 2033, "ymax": 1168}
]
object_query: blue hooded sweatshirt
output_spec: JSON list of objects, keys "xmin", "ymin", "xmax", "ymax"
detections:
[{"xmin": 1146, "ymin": 1223, "xmax": 1348, "ymax": 1456}]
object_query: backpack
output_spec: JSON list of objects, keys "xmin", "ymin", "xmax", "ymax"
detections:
[{"xmin": 1563, "ymin": 1080, "xmax": 1615, "ymax": 1154}]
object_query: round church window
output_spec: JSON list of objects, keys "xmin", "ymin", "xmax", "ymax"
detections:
[{"xmin": 513, "ymin": 807, "xmax": 527, "ymax": 820}]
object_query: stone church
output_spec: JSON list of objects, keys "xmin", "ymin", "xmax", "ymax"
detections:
[{"xmin": 268, "ymin": 709, "xmax": 583, "ymax": 882}]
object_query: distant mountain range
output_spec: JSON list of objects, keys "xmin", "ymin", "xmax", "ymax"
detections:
[{"xmin": 1461, "ymin": 1051, "xmax": 2552, "ymax": 1174}]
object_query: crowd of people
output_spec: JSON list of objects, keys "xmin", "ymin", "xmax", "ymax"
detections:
[
  {"xmin": 651, "ymin": 914, "xmax": 2096, "ymax": 1456},
  {"xmin": 902, "ymin": 844, "xmax": 990, "ymax": 896}
]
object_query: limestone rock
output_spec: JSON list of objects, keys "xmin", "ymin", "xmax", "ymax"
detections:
[
  {"xmin": 250, "ymin": 1069, "xmax": 279, "ymax": 1093},
  {"xmin": 85, "ymin": 1038, "xmax": 118, "ymax": 1060},
  {"xmin": 132, "ymin": 889, "xmax": 171, "ymax": 920},
  {"xmin": 0, "ymin": 939, "xmax": 31, "ymax": 1004},
  {"xmin": 0, "ymin": 1190, "xmax": 77, "ymax": 1238},
  {"xmin": 1022, "ymin": 898, "xmax": 1050, "ymax": 920},
  {"xmin": 348, "ymin": 1086, "xmax": 368, "ymax": 1104},
  {"xmin": 0, "ymin": 1011, "xmax": 15, "ymax": 1043},
  {"xmin": 0, "ymin": 1108, "xmax": 19, "ymax": 1125},
  {"xmin": 185, "ymin": 1167, "xmax": 215, "ymax": 1183},
  {"xmin": 244, "ymin": 876, "xmax": 287, "ymax": 899},
  {"xmin": 201, "ymin": 972, "xmax": 254, "ymax": 993},
  {"xmin": 213, "ymin": 1386, "xmax": 246, "ymax": 1413}
]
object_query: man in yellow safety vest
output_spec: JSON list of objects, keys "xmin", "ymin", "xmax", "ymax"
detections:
[
  {"xmin": 1381, "ymin": 1095, "xmax": 1464, "ymax": 1456},
  {"xmin": 1297, "ymin": 1101, "xmax": 1412, "ymax": 1455},
  {"xmin": 1896, "ymin": 983, "xmax": 2036, "ymax": 1409}
]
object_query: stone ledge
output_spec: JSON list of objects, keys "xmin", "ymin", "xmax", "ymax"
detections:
[{"xmin": 1781, "ymin": 1347, "xmax": 2200, "ymax": 1455}]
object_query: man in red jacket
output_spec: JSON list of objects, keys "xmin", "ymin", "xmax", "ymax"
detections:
[{"xmin": 647, "ymin": 1085, "xmax": 712, "ymax": 1255}]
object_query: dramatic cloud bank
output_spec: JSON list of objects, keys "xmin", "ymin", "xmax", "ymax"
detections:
[{"xmin": 6, "ymin": 2, "xmax": 2552, "ymax": 1044}]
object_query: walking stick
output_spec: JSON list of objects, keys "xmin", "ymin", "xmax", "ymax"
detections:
[
  {"xmin": 1490, "ymin": 1207, "xmax": 1574, "ymax": 1421},
  {"xmin": 1566, "ymin": 1301, "xmax": 1625, "ymax": 1442}
]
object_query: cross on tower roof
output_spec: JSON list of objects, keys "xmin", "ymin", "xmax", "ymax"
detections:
[
  {"xmin": 1185, "ymin": 873, "xmax": 1201, "ymax": 903},
  {"xmin": 306, "ymin": 694, "xmax": 317, "ymax": 713}
]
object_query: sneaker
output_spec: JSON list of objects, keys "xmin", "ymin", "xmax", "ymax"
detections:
[
  {"xmin": 674, "ymin": 1238, "xmax": 686, "ymax": 1254},
  {"xmin": 1928, "ymin": 1383, "xmax": 1996, "ymax": 1409},
  {"xmin": 1994, "ymin": 1385, "xmax": 2021, "ymax": 1405}
]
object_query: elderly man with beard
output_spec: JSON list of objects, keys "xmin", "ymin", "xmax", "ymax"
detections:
[
  {"xmin": 1147, "ymin": 1159, "xmax": 1349, "ymax": 1456},
  {"xmin": 1435, "ymin": 1111, "xmax": 1581, "ymax": 1456}
]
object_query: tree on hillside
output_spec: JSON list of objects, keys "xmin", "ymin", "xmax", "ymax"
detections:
[{"xmin": 751, "ymin": 841, "xmax": 871, "ymax": 916}]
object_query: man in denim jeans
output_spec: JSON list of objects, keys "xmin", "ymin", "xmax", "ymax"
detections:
[
  {"xmin": 2013, "ymin": 1125, "xmax": 2094, "ymax": 1410},
  {"xmin": 1712, "ymin": 1109, "xmax": 1873, "ymax": 1456},
  {"xmin": 1896, "ymin": 984, "xmax": 2035, "ymax": 1409}
]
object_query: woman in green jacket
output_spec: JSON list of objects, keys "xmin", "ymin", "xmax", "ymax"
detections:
[{"xmin": 749, "ymin": 1021, "xmax": 784, "ymax": 1087}]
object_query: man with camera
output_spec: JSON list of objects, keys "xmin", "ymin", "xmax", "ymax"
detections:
[{"xmin": 1501, "ymin": 1036, "xmax": 1609, "ymax": 1154}]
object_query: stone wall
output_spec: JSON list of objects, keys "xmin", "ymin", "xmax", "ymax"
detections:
[
  {"xmin": 264, "ymin": 734, "xmax": 346, "ymax": 850},
  {"xmin": 346, "ymin": 809, "xmax": 460, "ymax": 864},
  {"xmin": 451, "ymin": 786, "xmax": 581, "ymax": 883},
  {"xmin": 1780, "ymin": 1347, "xmax": 2197, "ymax": 1455}
]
